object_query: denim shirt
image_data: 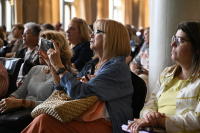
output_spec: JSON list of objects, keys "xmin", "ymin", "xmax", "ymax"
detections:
[{"xmin": 54, "ymin": 56, "xmax": 133, "ymax": 133}]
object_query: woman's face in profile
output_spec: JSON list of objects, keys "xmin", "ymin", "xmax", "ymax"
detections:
[
  {"xmin": 12, "ymin": 26, "xmax": 22, "ymax": 38},
  {"xmin": 171, "ymin": 29, "xmax": 192, "ymax": 65},
  {"xmin": 90, "ymin": 29, "xmax": 103, "ymax": 55},
  {"xmin": 66, "ymin": 21, "xmax": 81, "ymax": 44},
  {"xmin": 22, "ymin": 28, "xmax": 36, "ymax": 45}
]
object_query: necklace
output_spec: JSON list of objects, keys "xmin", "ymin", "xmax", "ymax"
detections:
[{"xmin": 95, "ymin": 60, "xmax": 106, "ymax": 71}]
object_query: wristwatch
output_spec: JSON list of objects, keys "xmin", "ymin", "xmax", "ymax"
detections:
[{"xmin": 56, "ymin": 68, "xmax": 67, "ymax": 75}]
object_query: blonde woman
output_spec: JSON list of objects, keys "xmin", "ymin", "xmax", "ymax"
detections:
[
  {"xmin": 66, "ymin": 17, "xmax": 93, "ymax": 71},
  {"xmin": 22, "ymin": 19, "xmax": 133, "ymax": 133},
  {"xmin": 0, "ymin": 31, "xmax": 74, "ymax": 132}
]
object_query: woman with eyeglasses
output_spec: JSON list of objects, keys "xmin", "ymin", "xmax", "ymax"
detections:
[
  {"xmin": 127, "ymin": 21, "xmax": 200, "ymax": 133},
  {"xmin": 22, "ymin": 19, "xmax": 133, "ymax": 133},
  {"xmin": 66, "ymin": 17, "xmax": 93, "ymax": 72},
  {"xmin": 0, "ymin": 30, "xmax": 75, "ymax": 132}
]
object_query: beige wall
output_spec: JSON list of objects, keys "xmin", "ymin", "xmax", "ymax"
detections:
[
  {"xmin": 39, "ymin": 0, "xmax": 60, "ymax": 25},
  {"xmin": 22, "ymin": 0, "xmax": 39, "ymax": 24},
  {"xmin": 138, "ymin": 0, "xmax": 149, "ymax": 29},
  {"xmin": 15, "ymin": 0, "xmax": 59, "ymax": 25},
  {"xmin": 14, "ymin": 0, "xmax": 149, "ymax": 29}
]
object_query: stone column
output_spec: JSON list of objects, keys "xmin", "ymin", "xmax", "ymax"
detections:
[{"xmin": 148, "ymin": 0, "xmax": 200, "ymax": 97}]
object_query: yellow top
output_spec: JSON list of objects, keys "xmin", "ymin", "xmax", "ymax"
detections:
[{"xmin": 158, "ymin": 77, "xmax": 186, "ymax": 116}]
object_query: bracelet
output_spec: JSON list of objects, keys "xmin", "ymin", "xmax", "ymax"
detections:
[
  {"xmin": 21, "ymin": 98, "xmax": 26, "ymax": 108},
  {"xmin": 29, "ymin": 100, "xmax": 33, "ymax": 109},
  {"xmin": 20, "ymin": 99, "xmax": 22, "ymax": 107},
  {"xmin": 54, "ymin": 80, "xmax": 60, "ymax": 85}
]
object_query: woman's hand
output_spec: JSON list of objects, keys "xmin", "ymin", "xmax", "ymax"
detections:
[
  {"xmin": 16, "ymin": 79, "xmax": 23, "ymax": 88},
  {"xmin": 79, "ymin": 75, "xmax": 96, "ymax": 83},
  {"xmin": 47, "ymin": 39, "xmax": 64, "ymax": 71},
  {"xmin": 137, "ymin": 68, "xmax": 149, "ymax": 75},
  {"xmin": 127, "ymin": 118, "xmax": 151, "ymax": 133},
  {"xmin": 143, "ymin": 111, "xmax": 166, "ymax": 127},
  {"xmin": 0, "ymin": 98, "xmax": 21, "ymax": 113}
]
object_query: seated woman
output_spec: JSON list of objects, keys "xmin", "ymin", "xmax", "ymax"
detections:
[
  {"xmin": 0, "ymin": 30, "xmax": 74, "ymax": 131},
  {"xmin": 0, "ymin": 27, "xmax": 7, "ymax": 46},
  {"xmin": 6, "ymin": 23, "xmax": 24, "ymax": 58},
  {"xmin": 0, "ymin": 39, "xmax": 9, "ymax": 97},
  {"xmin": 66, "ymin": 17, "xmax": 93, "ymax": 72},
  {"xmin": 22, "ymin": 18, "xmax": 133, "ymax": 133},
  {"xmin": 128, "ymin": 21, "xmax": 200, "ymax": 133}
]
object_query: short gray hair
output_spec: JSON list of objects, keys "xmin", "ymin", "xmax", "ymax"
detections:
[{"xmin": 24, "ymin": 22, "xmax": 41, "ymax": 36}]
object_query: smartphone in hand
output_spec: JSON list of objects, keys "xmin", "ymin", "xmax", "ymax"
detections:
[{"xmin": 40, "ymin": 39, "xmax": 54, "ymax": 52}]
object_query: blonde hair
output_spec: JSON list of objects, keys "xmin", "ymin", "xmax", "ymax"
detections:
[
  {"xmin": 39, "ymin": 30, "xmax": 73, "ymax": 67},
  {"xmin": 70, "ymin": 17, "xmax": 90, "ymax": 43},
  {"xmin": 93, "ymin": 18, "xmax": 131, "ymax": 61}
]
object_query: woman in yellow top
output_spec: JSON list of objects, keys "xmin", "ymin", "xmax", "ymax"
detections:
[{"xmin": 128, "ymin": 21, "xmax": 200, "ymax": 133}]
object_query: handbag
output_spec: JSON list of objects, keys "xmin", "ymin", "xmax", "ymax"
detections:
[
  {"xmin": 75, "ymin": 101, "xmax": 105, "ymax": 122},
  {"xmin": 31, "ymin": 90, "xmax": 99, "ymax": 123}
]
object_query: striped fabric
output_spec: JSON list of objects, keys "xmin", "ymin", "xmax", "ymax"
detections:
[
  {"xmin": 140, "ymin": 65, "xmax": 200, "ymax": 133},
  {"xmin": 0, "ymin": 62, "xmax": 9, "ymax": 97}
]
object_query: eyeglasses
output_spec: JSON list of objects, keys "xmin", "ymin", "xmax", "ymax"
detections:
[
  {"xmin": 73, "ymin": 17, "xmax": 85, "ymax": 27},
  {"xmin": 92, "ymin": 30, "xmax": 104, "ymax": 35},
  {"xmin": 171, "ymin": 35, "xmax": 190, "ymax": 46}
]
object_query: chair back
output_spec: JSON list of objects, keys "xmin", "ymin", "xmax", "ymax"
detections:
[
  {"xmin": 0, "ymin": 57, "xmax": 24, "ymax": 99},
  {"xmin": 131, "ymin": 71, "xmax": 147, "ymax": 119},
  {"xmin": 0, "ymin": 46, "xmax": 8, "ymax": 57}
]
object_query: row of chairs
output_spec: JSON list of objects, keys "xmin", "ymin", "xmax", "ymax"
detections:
[{"xmin": 0, "ymin": 46, "xmax": 7, "ymax": 57}]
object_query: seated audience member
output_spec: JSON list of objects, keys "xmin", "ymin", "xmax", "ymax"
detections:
[
  {"xmin": 66, "ymin": 17, "xmax": 93, "ymax": 72},
  {"xmin": 125, "ymin": 24, "xmax": 141, "ymax": 45},
  {"xmin": 139, "ymin": 27, "xmax": 144, "ymax": 41},
  {"xmin": 54, "ymin": 21, "xmax": 66, "ymax": 37},
  {"xmin": 128, "ymin": 21, "xmax": 200, "ymax": 133},
  {"xmin": 41, "ymin": 23, "xmax": 55, "ymax": 31},
  {"xmin": 0, "ymin": 39, "xmax": 9, "ymax": 97},
  {"xmin": 6, "ymin": 23, "xmax": 24, "ymax": 57},
  {"xmin": 0, "ymin": 27, "xmax": 7, "ymax": 46},
  {"xmin": 126, "ymin": 26, "xmax": 135, "ymax": 47},
  {"xmin": 22, "ymin": 18, "xmax": 133, "ymax": 133},
  {"xmin": 13, "ymin": 22, "xmax": 41, "ymax": 87},
  {"xmin": 130, "ymin": 27, "xmax": 149, "ymax": 101},
  {"xmin": 0, "ymin": 30, "xmax": 74, "ymax": 131},
  {"xmin": 0, "ymin": 25, "xmax": 7, "ymax": 41}
]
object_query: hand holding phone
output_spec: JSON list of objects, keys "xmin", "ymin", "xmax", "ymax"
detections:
[{"xmin": 40, "ymin": 39, "xmax": 54, "ymax": 52}]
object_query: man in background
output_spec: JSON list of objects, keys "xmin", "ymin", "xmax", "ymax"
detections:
[{"xmin": 54, "ymin": 21, "xmax": 66, "ymax": 37}]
